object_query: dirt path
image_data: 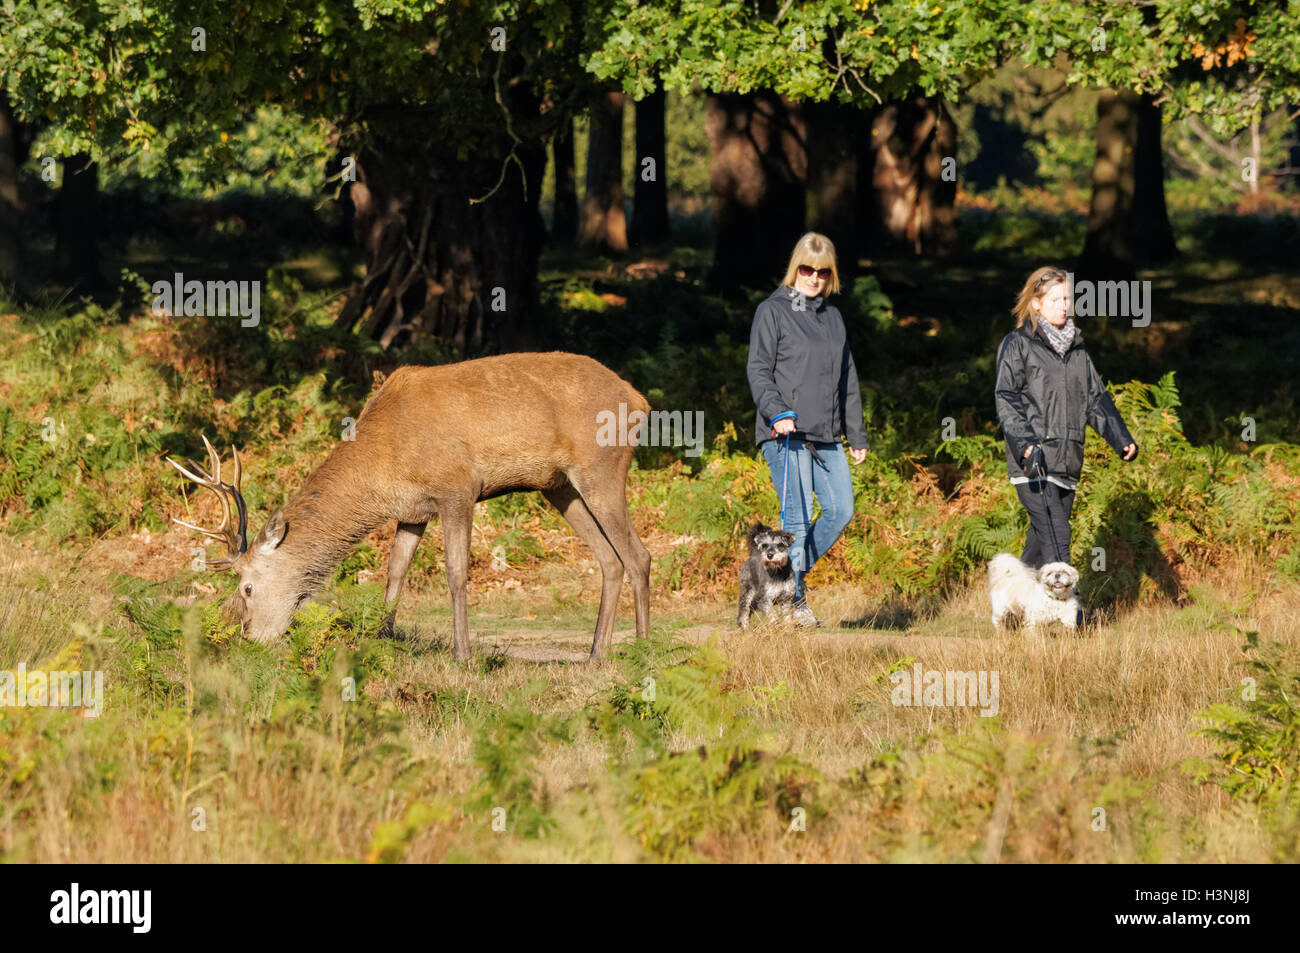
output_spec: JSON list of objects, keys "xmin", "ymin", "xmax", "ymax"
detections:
[{"xmin": 471, "ymin": 622, "xmax": 1002, "ymax": 663}]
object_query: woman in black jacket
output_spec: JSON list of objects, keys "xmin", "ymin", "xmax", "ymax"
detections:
[
  {"xmin": 994, "ymin": 266, "xmax": 1138, "ymax": 569},
  {"xmin": 747, "ymin": 232, "xmax": 869, "ymax": 626}
]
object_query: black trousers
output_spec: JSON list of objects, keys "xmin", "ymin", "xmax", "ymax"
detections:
[{"xmin": 1015, "ymin": 480, "xmax": 1076, "ymax": 568}]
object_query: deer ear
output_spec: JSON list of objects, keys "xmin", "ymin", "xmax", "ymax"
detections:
[{"xmin": 254, "ymin": 509, "xmax": 288, "ymax": 554}]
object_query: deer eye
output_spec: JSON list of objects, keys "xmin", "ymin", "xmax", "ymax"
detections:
[{"xmin": 243, "ymin": 583, "xmax": 254, "ymax": 598}]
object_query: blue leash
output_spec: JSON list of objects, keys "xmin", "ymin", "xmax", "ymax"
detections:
[
  {"xmin": 774, "ymin": 428, "xmax": 824, "ymax": 530},
  {"xmin": 779, "ymin": 431, "xmax": 790, "ymax": 530}
]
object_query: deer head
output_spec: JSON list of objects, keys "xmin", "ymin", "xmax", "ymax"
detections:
[{"xmin": 167, "ymin": 436, "xmax": 303, "ymax": 642}]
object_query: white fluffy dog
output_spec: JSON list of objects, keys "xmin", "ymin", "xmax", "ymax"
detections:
[{"xmin": 987, "ymin": 553, "xmax": 1080, "ymax": 629}]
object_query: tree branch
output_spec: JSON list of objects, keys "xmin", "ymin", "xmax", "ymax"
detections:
[
  {"xmin": 1183, "ymin": 114, "xmax": 1241, "ymax": 163},
  {"xmin": 470, "ymin": 53, "xmax": 527, "ymax": 205}
]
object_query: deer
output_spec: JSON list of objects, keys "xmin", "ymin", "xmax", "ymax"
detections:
[{"xmin": 167, "ymin": 352, "xmax": 651, "ymax": 661}]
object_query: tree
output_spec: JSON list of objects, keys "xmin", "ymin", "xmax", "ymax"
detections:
[
  {"xmin": 0, "ymin": 92, "xmax": 21, "ymax": 286},
  {"xmin": 630, "ymin": 83, "xmax": 670, "ymax": 247},
  {"xmin": 590, "ymin": 0, "xmax": 1300, "ymax": 273},
  {"xmin": 865, "ymin": 93, "xmax": 958, "ymax": 255},
  {"xmin": 1079, "ymin": 89, "xmax": 1178, "ymax": 276},
  {"xmin": 707, "ymin": 89, "xmax": 807, "ymax": 289},
  {"xmin": 1026, "ymin": 3, "xmax": 1300, "ymax": 269},
  {"xmin": 804, "ymin": 98, "xmax": 861, "ymax": 264},
  {"xmin": 588, "ymin": 0, "xmax": 1020, "ymax": 283},
  {"xmin": 580, "ymin": 88, "xmax": 628, "ymax": 255},
  {"xmin": 550, "ymin": 116, "xmax": 579, "ymax": 245},
  {"xmin": 53, "ymin": 153, "xmax": 108, "ymax": 293},
  {"xmin": 0, "ymin": 0, "xmax": 602, "ymax": 351}
]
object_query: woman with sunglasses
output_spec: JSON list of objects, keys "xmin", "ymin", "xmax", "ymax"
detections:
[
  {"xmin": 747, "ymin": 232, "xmax": 869, "ymax": 627},
  {"xmin": 995, "ymin": 266, "xmax": 1138, "ymax": 574}
]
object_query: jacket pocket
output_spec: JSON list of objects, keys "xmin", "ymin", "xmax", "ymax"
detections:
[
  {"xmin": 1040, "ymin": 437, "xmax": 1080, "ymax": 479},
  {"xmin": 1063, "ymin": 429, "xmax": 1085, "ymax": 477}
]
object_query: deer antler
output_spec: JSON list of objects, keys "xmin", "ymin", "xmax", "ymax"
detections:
[{"xmin": 167, "ymin": 435, "xmax": 249, "ymax": 569}]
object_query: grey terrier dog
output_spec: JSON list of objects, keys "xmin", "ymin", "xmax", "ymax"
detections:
[{"xmin": 738, "ymin": 521, "xmax": 797, "ymax": 630}]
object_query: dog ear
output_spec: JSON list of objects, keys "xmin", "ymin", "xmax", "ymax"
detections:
[
  {"xmin": 749, "ymin": 520, "xmax": 769, "ymax": 540},
  {"xmin": 776, "ymin": 529, "xmax": 795, "ymax": 546}
]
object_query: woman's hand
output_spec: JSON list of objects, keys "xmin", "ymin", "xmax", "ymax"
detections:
[
  {"xmin": 772, "ymin": 417, "xmax": 797, "ymax": 436},
  {"xmin": 1122, "ymin": 443, "xmax": 1137, "ymax": 460},
  {"xmin": 849, "ymin": 447, "xmax": 867, "ymax": 465},
  {"xmin": 1023, "ymin": 445, "xmax": 1037, "ymax": 459}
]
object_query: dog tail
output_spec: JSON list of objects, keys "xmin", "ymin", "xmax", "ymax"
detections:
[{"xmin": 988, "ymin": 552, "xmax": 1019, "ymax": 578}]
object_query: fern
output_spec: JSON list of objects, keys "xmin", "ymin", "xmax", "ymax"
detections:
[
  {"xmin": 466, "ymin": 680, "xmax": 579, "ymax": 839},
  {"xmin": 594, "ymin": 636, "xmax": 819, "ymax": 860}
]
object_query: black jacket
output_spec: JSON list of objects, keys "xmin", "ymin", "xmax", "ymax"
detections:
[
  {"xmin": 994, "ymin": 322, "xmax": 1136, "ymax": 480},
  {"xmin": 747, "ymin": 285, "xmax": 869, "ymax": 449}
]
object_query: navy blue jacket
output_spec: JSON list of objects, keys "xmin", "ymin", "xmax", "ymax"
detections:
[{"xmin": 747, "ymin": 285, "xmax": 869, "ymax": 449}]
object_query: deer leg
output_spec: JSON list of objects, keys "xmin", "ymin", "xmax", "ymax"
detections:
[
  {"xmin": 379, "ymin": 521, "xmax": 427, "ymax": 637},
  {"xmin": 438, "ymin": 500, "xmax": 474, "ymax": 661},
  {"xmin": 543, "ymin": 483, "xmax": 625, "ymax": 662},
  {"xmin": 570, "ymin": 475, "xmax": 651, "ymax": 642}
]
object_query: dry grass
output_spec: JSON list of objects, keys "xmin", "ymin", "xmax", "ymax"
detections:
[{"xmin": 1, "ymin": 538, "xmax": 1295, "ymax": 864}]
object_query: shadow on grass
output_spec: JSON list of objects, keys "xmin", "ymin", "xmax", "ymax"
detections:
[
  {"xmin": 1079, "ymin": 490, "xmax": 1186, "ymax": 616},
  {"xmin": 840, "ymin": 594, "xmax": 948, "ymax": 631}
]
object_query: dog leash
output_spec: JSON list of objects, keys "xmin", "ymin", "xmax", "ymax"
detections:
[
  {"xmin": 779, "ymin": 430, "xmax": 790, "ymax": 530},
  {"xmin": 770, "ymin": 412, "xmax": 797, "ymax": 531},
  {"xmin": 773, "ymin": 427, "xmax": 827, "ymax": 532},
  {"xmin": 1043, "ymin": 480, "xmax": 1064, "ymax": 562},
  {"xmin": 1031, "ymin": 446, "xmax": 1066, "ymax": 564}
]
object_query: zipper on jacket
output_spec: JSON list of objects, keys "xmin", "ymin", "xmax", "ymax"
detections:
[{"xmin": 1029, "ymin": 328, "xmax": 1079, "ymax": 444}]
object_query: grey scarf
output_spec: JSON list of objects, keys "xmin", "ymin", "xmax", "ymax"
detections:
[{"xmin": 1039, "ymin": 315, "xmax": 1077, "ymax": 356}]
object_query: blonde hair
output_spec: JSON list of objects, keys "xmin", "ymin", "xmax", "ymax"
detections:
[
  {"xmin": 1012, "ymin": 266, "xmax": 1070, "ymax": 333},
  {"xmin": 780, "ymin": 232, "xmax": 841, "ymax": 296}
]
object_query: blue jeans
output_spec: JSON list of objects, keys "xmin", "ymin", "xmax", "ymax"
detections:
[{"xmin": 760, "ymin": 437, "xmax": 854, "ymax": 600}]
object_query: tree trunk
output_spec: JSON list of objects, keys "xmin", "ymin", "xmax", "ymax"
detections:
[
  {"xmin": 336, "ymin": 134, "xmax": 548, "ymax": 353},
  {"xmin": 55, "ymin": 153, "xmax": 107, "ymax": 292},
  {"xmin": 862, "ymin": 94, "xmax": 957, "ymax": 256},
  {"xmin": 550, "ymin": 116, "xmax": 578, "ymax": 245},
  {"xmin": 805, "ymin": 99, "xmax": 863, "ymax": 267},
  {"xmin": 0, "ymin": 94, "xmax": 20, "ymax": 286},
  {"xmin": 1131, "ymin": 92, "xmax": 1179, "ymax": 260},
  {"xmin": 630, "ymin": 85, "xmax": 669, "ymax": 247},
  {"xmin": 579, "ymin": 89, "xmax": 627, "ymax": 254},
  {"xmin": 1081, "ymin": 90, "xmax": 1177, "ymax": 277},
  {"xmin": 706, "ymin": 90, "xmax": 807, "ymax": 290}
]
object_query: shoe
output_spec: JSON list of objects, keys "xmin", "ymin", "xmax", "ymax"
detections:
[{"xmin": 791, "ymin": 597, "xmax": 822, "ymax": 628}]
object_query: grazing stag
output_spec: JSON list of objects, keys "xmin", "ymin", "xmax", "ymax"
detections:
[{"xmin": 167, "ymin": 352, "xmax": 651, "ymax": 661}]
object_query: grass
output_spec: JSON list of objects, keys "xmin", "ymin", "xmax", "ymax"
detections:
[
  {"xmin": 2, "ymin": 206, "xmax": 1299, "ymax": 863},
  {"xmin": 2, "ymin": 543, "xmax": 1297, "ymax": 863}
]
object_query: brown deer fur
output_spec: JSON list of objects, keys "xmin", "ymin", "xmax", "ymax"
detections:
[{"xmin": 175, "ymin": 352, "xmax": 651, "ymax": 661}]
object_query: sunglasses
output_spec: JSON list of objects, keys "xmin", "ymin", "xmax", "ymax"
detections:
[{"xmin": 798, "ymin": 264, "xmax": 833, "ymax": 280}]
